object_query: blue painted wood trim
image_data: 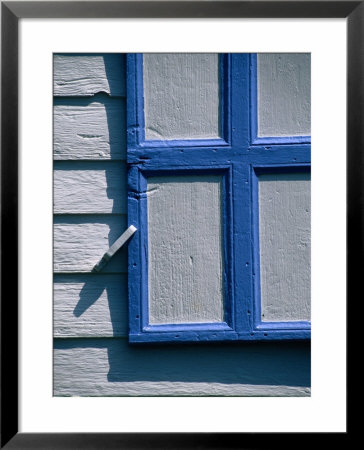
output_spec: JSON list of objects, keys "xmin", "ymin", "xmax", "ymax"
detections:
[
  {"xmin": 129, "ymin": 329, "xmax": 311, "ymax": 343},
  {"xmin": 127, "ymin": 53, "xmax": 231, "ymax": 149},
  {"xmin": 231, "ymin": 54, "xmax": 250, "ymax": 150},
  {"xmin": 230, "ymin": 162, "xmax": 253, "ymax": 336},
  {"xmin": 127, "ymin": 53, "xmax": 311, "ymax": 343},
  {"xmin": 127, "ymin": 165, "xmax": 144, "ymax": 337},
  {"xmin": 128, "ymin": 165, "xmax": 235, "ymax": 343},
  {"xmin": 128, "ymin": 144, "xmax": 310, "ymax": 166},
  {"xmin": 250, "ymin": 54, "xmax": 311, "ymax": 146},
  {"xmin": 126, "ymin": 54, "xmax": 145, "ymax": 148},
  {"xmin": 251, "ymin": 164, "xmax": 311, "ymax": 338}
]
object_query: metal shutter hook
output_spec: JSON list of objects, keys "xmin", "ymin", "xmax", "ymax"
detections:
[{"xmin": 92, "ymin": 225, "xmax": 137, "ymax": 272}]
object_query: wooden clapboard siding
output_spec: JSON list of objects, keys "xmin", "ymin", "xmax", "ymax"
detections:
[
  {"xmin": 53, "ymin": 54, "xmax": 128, "ymax": 388},
  {"xmin": 54, "ymin": 215, "xmax": 128, "ymax": 273},
  {"xmin": 54, "ymin": 274, "xmax": 127, "ymax": 337},
  {"xmin": 54, "ymin": 53, "xmax": 126, "ymax": 97},
  {"xmin": 53, "ymin": 161, "xmax": 127, "ymax": 214},
  {"xmin": 53, "ymin": 338, "xmax": 311, "ymax": 397},
  {"xmin": 54, "ymin": 97, "xmax": 126, "ymax": 160}
]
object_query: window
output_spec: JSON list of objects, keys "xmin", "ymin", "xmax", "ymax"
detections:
[{"xmin": 127, "ymin": 53, "xmax": 311, "ymax": 343}]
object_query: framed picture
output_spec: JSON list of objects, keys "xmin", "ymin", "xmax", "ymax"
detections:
[{"xmin": 1, "ymin": 1, "xmax": 354, "ymax": 448}]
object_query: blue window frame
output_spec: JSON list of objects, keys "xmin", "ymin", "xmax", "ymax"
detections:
[{"xmin": 127, "ymin": 53, "xmax": 311, "ymax": 343}]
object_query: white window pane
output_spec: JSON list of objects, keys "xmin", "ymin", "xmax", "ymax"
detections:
[
  {"xmin": 259, "ymin": 173, "xmax": 311, "ymax": 322},
  {"xmin": 257, "ymin": 53, "xmax": 311, "ymax": 137},
  {"xmin": 147, "ymin": 175, "xmax": 224, "ymax": 324},
  {"xmin": 143, "ymin": 54, "xmax": 220, "ymax": 140}
]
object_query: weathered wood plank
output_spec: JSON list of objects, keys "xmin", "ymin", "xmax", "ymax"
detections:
[
  {"xmin": 53, "ymin": 215, "xmax": 128, "ymax": 273},
  {"xmin": 143, "ymin": 53, "xmax": 220, "ymax": 140},
  {"xmin": 257, "ymin": 53, "xmax": 311, "ymax": 137},
  {"xmin": 53, "ymin": 161, "xmax": 127, "ymax": 214},
  {"xmin": 259, "ymin": 173, "xmax": 311, "ymax": 322},
  {"xmin": 147, "ymin": 175, "xmax": 224, "ymax": 324},
  {"xmin": 54, "ymin": 274, "xmax": 127, "ymax": 337},
  {"xmin": 53, "ymin": 97, "xmax": 126, "ymax": 160},
  {"xmin": 53, "ymin": 338, "xmax": 311, "ymax": 396},
  {"xmin": 54, "ymin": 54, "xmax": 125, "ymax": 97}
]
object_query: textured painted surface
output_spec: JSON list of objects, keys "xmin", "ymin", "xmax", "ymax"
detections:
[
  {"xmin": 53, "ymin": 274, "xmax": 127, "ymax": 337},
  {"xmin": 143, "ymin": 54, "xmax": 220, "ymax": 140},
  {"xmin": 53, "ymin": 98, "xmax": 126, "ymax": 160},
  {"xmin": 259, "ymin": 173, "xmax": 311, "ymax": 322},
  {"xmin": 54, "ymin": 338, "xmax": 311, "ymax": 396},
  {"xmin": 257, "ymin": 53, "xmax": 311, "ymax": 137},
  {"xmin": 147, "ymin": 175, "xmax": 224, "ymax": 324},
  {"xmin": 54, "ymin": 161, "xmax": 127, "ymax": 214},
  {"xmin": 54, "ymin": 54, "xmax": 125, "ymax": 97},
  {"xmin": 54, "ymin": 216, "xmax": 127, "ymax": 273},
  {"xmin": 53, "ymin": 54, "xmax": 310, "ymax": 397}
]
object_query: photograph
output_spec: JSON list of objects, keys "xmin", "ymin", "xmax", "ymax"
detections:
[
  {"xmin": 1, "ymin": 0, "xmax": 352, "ymax": 446},
  {"xmin": 53, "ymin": 52, "xmax": 311, "ymax": 397}
]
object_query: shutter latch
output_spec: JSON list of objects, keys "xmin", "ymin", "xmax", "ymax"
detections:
[{"xmin": 92, "ymin": 225, "xmax": 137, "ymax": 272}]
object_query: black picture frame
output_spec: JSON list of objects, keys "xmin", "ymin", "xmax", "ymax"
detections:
[{"xmin": 1, "ymin": 1, "xmax": 354, "ymax": 448}]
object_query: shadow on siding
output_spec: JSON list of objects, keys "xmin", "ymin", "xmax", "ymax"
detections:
[
  {"xmin": 73, "ymin": 55, "xmax": 127, "ymax": 335},
  {"xmin": 54, "ymin": 338, "xmax": 310, "ymax": 388}
]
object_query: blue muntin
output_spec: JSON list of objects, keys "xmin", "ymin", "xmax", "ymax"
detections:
[
  {"xmin": 127, "ymin": 53, "xmax": 311, "ymax": 343},
  {"xmin": 249, "ymin": 54, "xmax": 311, "ymax": 146}
]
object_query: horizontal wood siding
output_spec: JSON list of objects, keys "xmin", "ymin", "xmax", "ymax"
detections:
[
  {"xmin": 53, "ymin": 53, "xmax": 310, "ymax": 397},
  {"xmin": 54, "ymin": 216, "xmax": 128, "ymax": 273},
  {"xmin": 54, "ymin": 53, "xmax": 125, "ymax": 97},
  {"xmin": 54, "ymin": 98, "xmax": 126, "ymax": 160},
  {"xmin": 53, "ymin": 55, "xmax": 129, "ymax": 353},
  {"xmin": 54, "ymin": 161, "xmax": 127, "ymax": 214},
  {"xmin": 54, "ymin": 274, "xmax": 127, "ymax": 337},
  {"xmin": 54, "ymin": 338, "xmax": 311, "ymax": 396}
]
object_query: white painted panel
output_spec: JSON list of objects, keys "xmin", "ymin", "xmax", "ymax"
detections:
[
  {"xmin": 147, "ymin": 175, "xmax": 224, "ymax": 324},
  {"xmin": 53, "ymin": 274, "xmax": 127, "ymax": 337},
  {"xmin": 53, "ymin": 54, "xmax": 125, "ymax": 97},
  {"xmin": 53, "ymin": 162, "xmax": 127, "ymax": 214},
  {"xmin": 143, "ymin": 53, "xmax": 220, "ymax": 140},
  {"xmin": 257, "ymin": 53, "xmax": 311, "ymax": 137},
  {"xmin": 53, "ymin": 99, "xmax": 126, "ymax": 160},
  {"xmin": 259, "ymin": 173, "xmax": 311, "ymax": 322},
  {"xmin": 53, "ymin": 216, "xmax": 127, "ymax": 273},
  {"xmin": 53, "ymin": 338, "xmax": 311, "ymax": 396}
]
